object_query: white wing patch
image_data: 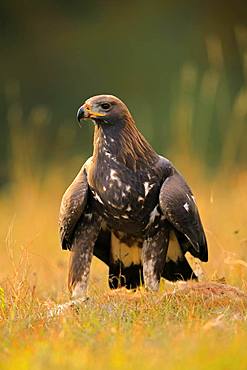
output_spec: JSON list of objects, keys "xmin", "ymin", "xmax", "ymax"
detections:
[
  {"xmin": 143, "ymin": 182, "xmax": 155, "ymax": 197},
  {"xmin": 183, "ymin": 202, "xmax": 189, "ymax": 212},
  {"xmin": 143, "ymin": 182, "xmax": 150, "ymax": 196}
]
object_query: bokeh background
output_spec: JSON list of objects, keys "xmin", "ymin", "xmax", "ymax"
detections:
[
  {"xmin": 1, "ymin": 3, "xmax": 247, "ymax": 368},
  {"xmin": 0, "ymin": 1, "xmax": 247, "ymax": 292}
]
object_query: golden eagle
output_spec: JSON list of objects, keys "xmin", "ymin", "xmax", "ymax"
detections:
[{"xmin": 59, "ymin": 95, "xmax": 207, "ymax": 299}]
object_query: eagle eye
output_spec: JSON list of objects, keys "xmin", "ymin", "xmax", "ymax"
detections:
[{"xmin": 100, "ymin": 102, "xmax": 111, "ymax": 111}]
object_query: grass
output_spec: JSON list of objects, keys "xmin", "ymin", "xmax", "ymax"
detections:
[{"xmin": 0, "ymin": 160, "xmax": 247, "ymax": 370}]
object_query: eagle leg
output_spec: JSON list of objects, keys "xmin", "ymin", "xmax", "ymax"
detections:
[
  {"xmin": 142, "ymin": 228, "xmax": 169, "ymax": 291},
  {"xmin": 68, "ymin": 213, "xmax": 102, "ymax": 299}
]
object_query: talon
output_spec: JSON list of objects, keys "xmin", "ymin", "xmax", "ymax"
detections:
[{"xmin": 69, "ymin": 297, "xmax": 89, "ymax": 313}]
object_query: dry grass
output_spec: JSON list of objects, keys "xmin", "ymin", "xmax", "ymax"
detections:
[{"xmin": 0, "ymin": 160, "xmax": 247, "ymax": 369}]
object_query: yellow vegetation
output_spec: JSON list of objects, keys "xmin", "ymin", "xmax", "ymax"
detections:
[{"xmin": 0, "ymin": 154, "xmax": 247, "ymax": 369}]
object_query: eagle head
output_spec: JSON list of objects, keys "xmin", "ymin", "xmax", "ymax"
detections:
[
  {"xmin": 76, "ymin": 94, "xmax": 157, "ymax": 170},
  {"xmin": 77, "ymin": 95, "xmax": 132, "ymax": 126}
]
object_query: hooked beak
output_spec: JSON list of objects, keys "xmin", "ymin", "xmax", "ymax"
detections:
[{"xmin": 77, "ymin": 104, "xmax": 106, "ymax": 123}]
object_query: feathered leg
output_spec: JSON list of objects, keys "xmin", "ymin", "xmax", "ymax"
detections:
[
  {"xmin": 142, "ymin": 228, "xmax": 169, "ymax": 291},
  {"xmin": 68, "ymin": 213, "xmax": 102, "ymax": 299}
]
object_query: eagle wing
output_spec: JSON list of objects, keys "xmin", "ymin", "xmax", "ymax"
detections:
[
  {"xmin": 159, "ymin": 167, "xmax": 208, "ymax": 262},
  {"xmin": 59, "ymin": 158, "xmax": 91, "ymax": 250}
]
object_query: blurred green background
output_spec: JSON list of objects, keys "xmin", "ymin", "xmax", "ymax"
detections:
[{"xmin": 1, "ymin": 0, "xmax": 247, "ymax": 188}]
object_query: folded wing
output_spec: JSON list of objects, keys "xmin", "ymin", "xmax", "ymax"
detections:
[
  {"xmin": 59, "ymin": 159, "xmax": 91, "ymax": 250},
  {"xmin": 159, "ymin": 169, "xmax": 208, "ymax": 262}
]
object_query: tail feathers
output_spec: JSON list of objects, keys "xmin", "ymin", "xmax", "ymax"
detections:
[
  {"xmin": 109, "ymin": 232, "xmax": 143, "ymax": 289},
  {"xmin": 109, "ymin": 256, "xmax": 197, "ymax": 289},
  {"xmin": 162, "ymin": 257, "xmax": 197, "ymax": 281},
  {"xmin": 109, "ymin": 262, "xmax": 143, "ymax": 289}
]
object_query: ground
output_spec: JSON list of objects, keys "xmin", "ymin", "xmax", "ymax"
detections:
[{"xmin": 0, "ymin": 163, "xmax": 247, "ymax": 370}]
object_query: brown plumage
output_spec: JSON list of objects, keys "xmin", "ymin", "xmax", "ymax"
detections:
[
  {"xmin": 91, "ymin": 100, "xmax": 157, "ymax": 172},
  {"xmin": 59, "ymin": 95, "xmax": 208, "ymax": 299}
]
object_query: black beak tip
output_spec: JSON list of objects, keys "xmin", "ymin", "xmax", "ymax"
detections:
[{"xmin": 77, "ymin": 106, "xmax": 84, "ymax": 122}]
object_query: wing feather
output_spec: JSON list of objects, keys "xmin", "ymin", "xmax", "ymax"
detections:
[
  {"xmin": 159, "ymin": 169, "xmax": 208, "ymax": 262},
  {"xmin": 59, "ymin": 158, "xmax": 91, "ymax": 250}
]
